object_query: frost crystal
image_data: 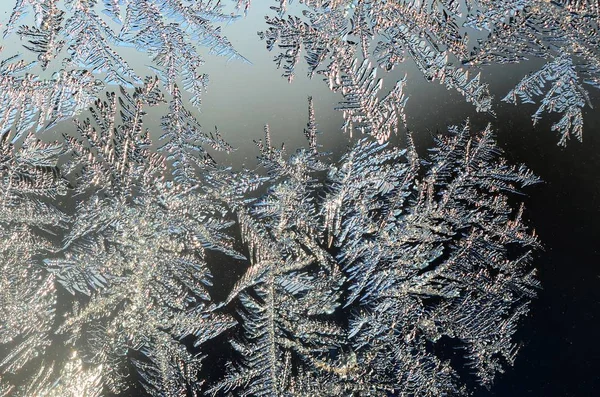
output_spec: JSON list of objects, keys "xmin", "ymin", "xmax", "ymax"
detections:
[
  {"xmin": 259, "ymin": 0, "xmax": 600, "ymax": 142},
  {"xmin": 44, "ymin": 188, "xmax": 239, "ymax": 396},
  {"xmin": 328, "ymin": 124, "xmax": 540, "ymax": 394},
  {"xmin": 0, "ymin": 133, "xmax": 68, "ymax": 394},
  {"xmin": 503, "ymin": 53, "xmax": 591, "ymax": 146},
  {"xmin": 210, "ymin": 106, "xmax": 346, "ymax": 396},
  {"xmin": 0, "ymin": 77, "xmax": 242, "ymax": 396},
  {"xmin": 0, "ymin": 52, "xmax": 102, "ymax": 142},
  {"xmin": 209, "ymin": 99, "xmax": 540, "ymax": 396},
  {"xmin": 2, "ymin": 0, "xmax": 581, "ymax": 395},
  {"xmin": 5, "ymin": 0, "xmax": 250, "ymax": 113},
  {"xmin": 334, "ymin": 59, "xmax": 408, "ymax": 143}
]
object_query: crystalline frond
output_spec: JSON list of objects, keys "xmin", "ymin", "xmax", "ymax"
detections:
[
  {"xmin": 63, "ymin": 77, "xmax": 237, "ymax": 195},
  {"xmin": 29, "ymin": 352, "xmax": 103, "ymax": 397},
  {"xmin": 548, "ymin": 0, "xmax": 600, "ymax": 15},
  {"xmin": 213, "ymin": 105, "xmax": 540, "ymax": 395},
  {"xmin": 0, "ymin": 134, "xmax": 68, "ymax": 394},
  {"xmin": 120, "ymin": 0, "xmax": 209, "ymax": 108},
  {"xmin": 27, "ymin": 69, "xmax": 244, "ymax": 394},
  {"xmin": 63, "ymin": 4, "xmax": 141, "ymax": 87},
  {"xmin": 0, "ymin": 232, "xmax": 57, "ymax": 380},
  {"xmin": 0, "ymin": 51, "xmax": 103, "ymax": 141},
  {"xmin": 333, "ymin": 59, "xmax": 408, "ymax": 143},
  {"xmin": 7, "ymin": 0, "xmax": 250, "ymax": 109},
  {"xmin": 259, "ymin": 0, "xmax": 494, "ymax": 115},
  {"xmin": 63, "ymin": 82, "xmax": 163, "ymax": 196},
  {"xmin": 304, "ymin": 96, "xmax": 319, "ymax": 152},
  {"xmin": 4, "ymin": 0, "xmax": 51, "ymax": 38},
  {"xmin": 210, "ymin": 101, "xmax": 346, "ymax": 396},
  {"xmin": 0, "ymin": 132, "xmax": 68, "ymax": 228},
  {"xmin": 469, "ymin": 1, "xmax": 599, "ymax": 142},
  {"xmin": 503, "ymin": 53, "xmax": 592, "ymax": 145},
  {"xmin": 210, "ymin": 208, "xmax": 345, "ymax": 396},
  {"xmin": 157, "ymin": 85, "xmax": 234, "ymax": 187},
  {"xmin": 15, "ymin": 0, "xmax": 65, "ymax": 70},
  {"xmin": 328, "ymin": 120, "xmax": 540, "ymax": 393},
  {"xmin": 259, "ymin": 7, "xmax": 349, "ymax": 82},
  {"xmin": 260, "ymin": 0, "xmax": 600, "ymax": 137},
  {"xmin": 43, "ymin": 179, "xmax": 240, "ymax": 395}
]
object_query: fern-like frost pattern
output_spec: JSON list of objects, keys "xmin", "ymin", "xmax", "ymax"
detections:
[
  {"xmin": 208, "ymin": 100, "xmax": 540, "ymax": 396},
  {"xmin": 2, "ymin": 0, "xmax": 589, "ymax": 395},
  {"xmin": 259, "ymin": 0, "xmax": 600, "ymax": 143}
]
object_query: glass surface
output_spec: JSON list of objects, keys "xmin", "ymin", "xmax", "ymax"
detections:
[{"xmin": 0, "ymin": 1, "xmax": 598, "ymax": 396}]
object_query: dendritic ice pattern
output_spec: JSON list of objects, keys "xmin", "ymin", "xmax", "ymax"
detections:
[
  {"xmin": 0, "ymin": 0, "xmax": 596, "ymax": 396},
  {"xmin": 208, "ymin": 102, "xmax": 540, "ymax": 396},
  {"xmin": 259, "ymin": 0, "xmax": 600, "ymax": 145}
]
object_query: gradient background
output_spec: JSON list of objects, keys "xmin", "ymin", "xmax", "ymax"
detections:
[{"xmin": 0, "ymin": 2, "xmax": 599, "ymax": 396}]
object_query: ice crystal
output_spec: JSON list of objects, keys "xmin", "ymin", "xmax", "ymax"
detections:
[
  {"xmin": 334, "ymin": 59, "xmax": 408, "ymax": 143},
  {"xmin": 0, "ymin": 75, "xmax": 243, "ymax": 395},
  {"xmin": 43, "ymin": 186, "xmax": 240, "ymax": 396},
  {"xmin": 0, "ymin": 133, "xmax": 69, "ymax": 395},
  {"xmin": 14, "ymin": 352, "xmax": 104, "ymax": 397},
  {"xmin": 63, "ymin": 77, "xmax": 164, "ymax": 196},
  {"xmin": 327, "ymin": 123, "xmax": 540, "ymax": 394},
  {"xmin": 5, "ymin": 0, "xmax": 250, "ymax": 112},
  {"xmin": 42, "ymin": 71, "xmax": 243, "ymax": 395},
  {"xmin": 503, "ymin": 52, "xmax": 591, "ymax": 146},
  {"xmin": 259, "ymin": 0, "xmax": 600, "ymax": 143},
  {"xmin": 62, "ymin": 76, "xmax": 232, "ymax": 193},
  {"xmin": 209, "ymin": 102, "xmax": 347, "ymax": 396},
  {"xmin": 157, "ymin": 85, "xmax": 234, "ymax": 186},
  {"xmin": 467, "ymin": 1, "xmax": 599, "ymax": 144},
  {"xmin": 0, "ymin": 0, "xmax": 575, "ymax": 396},
  {"xmin": 0, "ymin": 64, "xmax": 543, "ymax": 397},
  {"xmin": 0, "ymin": 52, "xmax": 102, "ymax": 142},
  {"xmin": 209, "ymin": 99, "xmax": 540, "ymax": 396},
  {"xmin": 259, "ymin": 0, "xmax": 494, "ymax": 116}
]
